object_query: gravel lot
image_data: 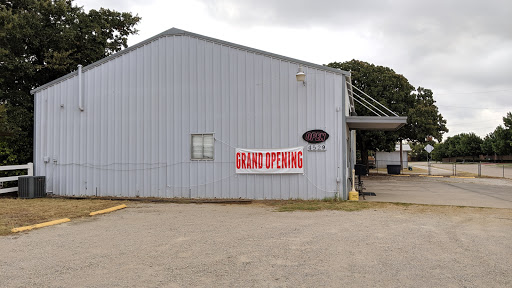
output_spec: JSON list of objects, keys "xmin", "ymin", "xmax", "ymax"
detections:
[{"xmin": 1, "ymin": 203, "xmax": 511, "ymax": 287}]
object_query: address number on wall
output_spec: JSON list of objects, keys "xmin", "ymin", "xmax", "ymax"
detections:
[{"xmin": 307, "ymin": 144, "xmax": 326, "ymax": 151}]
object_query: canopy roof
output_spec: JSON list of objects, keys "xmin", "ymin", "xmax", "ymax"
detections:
[{"xmin": 346, "ymin": 116, "xmax": 407, "ymax": 131}]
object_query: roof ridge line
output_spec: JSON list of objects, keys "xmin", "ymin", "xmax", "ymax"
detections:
[{"xmin": 31, "ymin": 27, "xmax": 350, "ymax": 94}]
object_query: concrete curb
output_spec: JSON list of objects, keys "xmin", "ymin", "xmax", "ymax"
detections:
[
  {"xmin": 89, "ymin": 204, "xmax": 127, "ymax": 216},
  {"xmin": 450, "ymin": 176, "xmax": 476, "ymax": 179},
  {"xmin": 11, "ymin": 218, "xmax": 71, "ymax": 233}
]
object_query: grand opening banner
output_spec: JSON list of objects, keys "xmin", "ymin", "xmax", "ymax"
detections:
[{"xmin": 235, "ymin": 147, "xmax": 304, "ymax": 174}]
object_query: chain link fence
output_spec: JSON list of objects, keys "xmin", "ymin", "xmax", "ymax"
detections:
[{"xmin": 370, "ymin": 161, "xmax": 512, "ymax": 179}]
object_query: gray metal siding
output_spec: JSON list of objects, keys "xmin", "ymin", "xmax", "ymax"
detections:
[{"xmin": 34, "ymin": 35, "xmax": 348, "ymax": 199}]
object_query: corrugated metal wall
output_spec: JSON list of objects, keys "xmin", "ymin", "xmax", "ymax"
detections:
[{"xmin": 34, "ymin": 35, "xmax": 348, "ymax": 199}]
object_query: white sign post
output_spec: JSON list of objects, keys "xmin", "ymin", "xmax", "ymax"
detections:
[{"xmin": 424, "ymin": 144, "xmax": 434, "ymax": 175}]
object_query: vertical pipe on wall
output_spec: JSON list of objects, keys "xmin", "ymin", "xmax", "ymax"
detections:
[
  {"xmin": 351, "ymin": 130, "xmax": 356, "ymax": 190},
  {"xmin": 341, "ymin": 75, "xmax": 347, "ymax": 200},
  {"xmin": 78, "ymin": 65, "xmax": 84, "ymax": 111}
]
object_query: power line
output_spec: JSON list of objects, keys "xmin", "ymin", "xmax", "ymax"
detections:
[
  {"xmin": 448, "ymin": 119, "xmax": 501, "ymax": 126},
  {"xmin": 436, "ymin": 89, "xmax": 512, "ymax": 95},
  {"xmin": 438, "ymin": 105, "xmax": 511, "ymax": 110},
  {"xmin": 448, "ymin": 125, "xmax": 501, "ymax": 134}
]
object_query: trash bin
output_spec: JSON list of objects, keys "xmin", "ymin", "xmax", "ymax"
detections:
[
  {"xmin": 354, "ymin": 164, "xmax": 367, "ymax": 176},
  {"xmin": 386, "ymin": 165, "xmax": 401, "ymax": 175}
]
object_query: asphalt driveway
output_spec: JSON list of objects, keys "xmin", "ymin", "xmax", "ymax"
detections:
[{"xmin": 364, "ymin": 175, "xmax": 512, "ymax": 208}]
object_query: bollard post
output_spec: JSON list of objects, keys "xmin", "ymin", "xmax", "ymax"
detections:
[
  {"xmin": 478, "ymin": 162, "xmax": 481, "ymax": 177},
  {"xmin": 504, "ymin": 165, "xmax": 505, "ymax": 178}
]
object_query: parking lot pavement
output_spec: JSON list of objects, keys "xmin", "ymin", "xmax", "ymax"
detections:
[
  {"xmin": 364, "ymin": 175, "xmax": 512, "ymax": 208},
  {"xmin": 1, "ymin": 203, "xmax": 511, "ymax": 287}
]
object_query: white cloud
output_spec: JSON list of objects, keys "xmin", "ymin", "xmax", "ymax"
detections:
[{"xmin": 75, "ymin": 0, "xmax": 512, "ymax": 138}]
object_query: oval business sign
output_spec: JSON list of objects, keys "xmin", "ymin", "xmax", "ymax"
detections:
[{"xmin": 302, "ymin": 130, "xmax": 329, "ymax": 144}]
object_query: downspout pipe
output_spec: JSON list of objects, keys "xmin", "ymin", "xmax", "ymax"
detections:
[{"xmin": 78, "ymin": 65, "xmax": 84, "ymax": 111}]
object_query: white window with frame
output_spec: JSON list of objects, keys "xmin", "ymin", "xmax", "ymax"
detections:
[{"xmin": 191, "ymin": 134, "xmax": 214, "ymax": 160}]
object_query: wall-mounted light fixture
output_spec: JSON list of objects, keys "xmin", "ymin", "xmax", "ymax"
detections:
[{"xmin": 296, "ymin": 66, "xmax": 306, "ymax": 86}]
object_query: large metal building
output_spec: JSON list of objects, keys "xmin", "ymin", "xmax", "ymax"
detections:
[{"xmin": 31, "ymin": 28, "xmax": 405, "ymax": 200}]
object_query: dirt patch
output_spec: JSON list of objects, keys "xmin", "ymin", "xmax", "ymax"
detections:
[{"xmin": 0, "ymin": 198, "xmax": 130, "ymax": 236}]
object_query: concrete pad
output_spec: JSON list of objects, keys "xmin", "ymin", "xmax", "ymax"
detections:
[{"xmin": 364, "ymin": 175, "xmax": 512, "ymax": 209}]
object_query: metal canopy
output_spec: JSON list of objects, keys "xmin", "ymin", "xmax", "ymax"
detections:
[
  {"xmin": 346, "ymin": 116, "xmax": 407, "ymax": 131},
  {"xmin": 346, "ymin": 82, "xmax": 408, "ymax": 131}
]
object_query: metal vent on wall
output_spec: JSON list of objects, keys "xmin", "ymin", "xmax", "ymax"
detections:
[{"xmin": 18, "ymin": 176, "xmax": 46, "ymax": 199}]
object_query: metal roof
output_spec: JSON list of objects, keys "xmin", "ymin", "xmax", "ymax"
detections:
[
  {"xmin": 395, "ymin": 143, "xmax": 412, "ymax": 152},
  {"xmin": 31, "ymin": 27, "xmax": 350, "ymax": 94},
  {"xmin": 346, "ymin": 116, "xmax": 407, "ymax": 131}
]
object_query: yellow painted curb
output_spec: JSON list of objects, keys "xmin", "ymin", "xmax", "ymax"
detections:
[
  {"xmin": 89, "ymin": 204, "xmax": 127, "ymax": 216},
  {"xmin": 11, "ymin": 218, "xmax": 71, "ymax": 233},
  {"xmin": 450, "ymin": 176, "xmax": 476, "ymax": 179},
  {"xmin": 392, "ymin": 174, "xmax": 410, "ymax": 177},
  {"xmin": 427, "ymin": 175, "xmax": 444, "ymax": 178}
]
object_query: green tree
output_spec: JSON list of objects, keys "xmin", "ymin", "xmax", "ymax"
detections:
[
  {"xmin": 481, "ymin": 132, "xmax": 496, "ymax": 156},
  {"xmin": 327, "ymin": 60, "xmax": 448, "ymax": 168},
  {"xmin": 431, "ymin": 142, "xmax": 446, "ymax": 162},
  {"xmin": 481, "ymin": 112, "xmax": 512, "ymax": 160},
  {"xmin": 406, "ymin": 87, "xmax": 448, "ymax": 142},
  {"xmin": 503, "ymin": 112, "xmax": 512, "ymax": 129},
  {"xmin": 456, "ymin": 133, "xmax": 482, "ymax": 161},
  {"xmin": 0, "ymin": 0, "xmax": 140, "ymax": 165},
  {"xmin": 409, "ymin": 142, "xmax": 431, "ymax": 161},
  {"xmin": 492, "ymin": 126, "xmax": 512, "ymax": 156},
  {"xmin": 444, "ymin": 135, "xmax": 461, "ymax": 157}
]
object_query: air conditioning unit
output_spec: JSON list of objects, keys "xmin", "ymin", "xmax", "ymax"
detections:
[{"xmin": 18, "ymin": 176, "xmax": 46, "ymax": 199}]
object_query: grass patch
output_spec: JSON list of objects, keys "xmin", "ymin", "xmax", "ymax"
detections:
[
  {"xmin": 0, "ymin": 198, "xmax": 128, "ymax": 236},
  {"xmin": 260, "ymin": 199, "xmax": 512, "ymax": 217},
  {"xmin": 261, "ymin": 199, "xmax": 383, "ymax": 212},
  {"xmin": 453, "ymin": 172, "xmax": 478, "ymax": 177}
]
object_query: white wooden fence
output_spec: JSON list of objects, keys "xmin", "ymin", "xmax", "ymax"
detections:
[{"xmin": 0, "ymin": 163, "xmax": 33, "ymax": 194}]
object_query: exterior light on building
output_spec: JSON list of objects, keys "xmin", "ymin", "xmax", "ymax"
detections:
[{"xmin": 296, "ymin": 66, "xmax": 306, "ymax": 86}]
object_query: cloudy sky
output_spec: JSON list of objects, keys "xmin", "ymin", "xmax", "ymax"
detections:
[{"xmin": 78, "ymin": 0, "xmax": 512, "ymax": 140}]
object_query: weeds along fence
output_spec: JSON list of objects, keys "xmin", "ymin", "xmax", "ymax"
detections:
[
  {"xmin": 0, "ymin": 163, "xmax": 33, "ymax": 194},
  {"xmin": 370, "ymin": 160, "xmax": 512, "ymax": 178}
]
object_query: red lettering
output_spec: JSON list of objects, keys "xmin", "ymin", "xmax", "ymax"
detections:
[
  {"xmin": 258, "ymin": 153, "xmax": 263, "ymax": 169},
  {"xmin": 241, "ymin": 153, "xmax": 246, "ymax": 169},
  {"xmin": 282, "ymin": 152, "xmax": 287, "ymax": 168},
  {"xmin": 298, "ymin": 151, "xmax": 303, "ymax": 168},
  {"xmin": 265, "ymin": 152, "xmax": 271, "ymax": 169},
  {"xmin": 276, "ymin": 152, "xmax": 281, "ymax": 168},
  {"xmin": 236, "ymin": 152, "xmax": 241, "ymax": 169},
  {"xmin": 252, "ymin": 153, "xmax": 258, "ymax": 169},
  {"xmin": 246, "ymin": 153, "xmax": 252, "ymax": 168},
  {"xmin": 291, "ymin": 152, "xmax": 297, "ymax": 168},
  {"xmin": 271, "ymin": 152, "xmax": 276, "ymax": 168},
  {"xmin": 288, "ymin": 152, "xmax": 291, "ymax": 168}
]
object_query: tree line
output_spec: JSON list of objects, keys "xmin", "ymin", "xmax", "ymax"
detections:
[{"xmin": 409, "ymin": 112, "xmax": 512, "ymax": 162}]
